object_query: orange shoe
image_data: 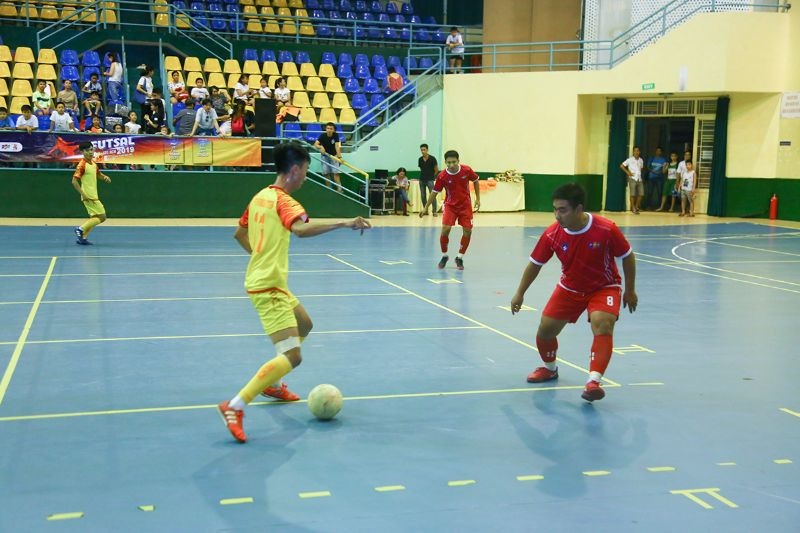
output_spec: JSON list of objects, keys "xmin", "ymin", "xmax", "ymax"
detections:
[
  {"xmin": 581, "ymin": 380, "xmax": 605, "ymax": 402},
  {"xmin": 261, "ymin": 382, "xmax": 300, "ymax": 401},
  {"xmin": 527, "ymin": 367, "xmax": 558, "ymax": 383},
  {"xmin": 217, "ymin": 401, "xmax": 246, "ymax": 443}
]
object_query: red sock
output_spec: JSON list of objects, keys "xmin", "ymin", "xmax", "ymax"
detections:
[
  {"xmin": 589, "ymin": 335, "xmax": 613, "ymax": 375},
  {"xmin": 459, "ymin": 234, "xmax": 471, "ymax": 254},
  {"xmin": 440, "ymin": 235, "xmax": 449, "ymax": 254},
  {"xmin": 536, "ymin": 336, "xmax": 558, "ymax": 363}
]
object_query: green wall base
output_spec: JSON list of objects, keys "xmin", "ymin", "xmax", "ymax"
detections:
[{"xmin": 724, "ymin": 178, "xmax": 800, "ymax": 221}]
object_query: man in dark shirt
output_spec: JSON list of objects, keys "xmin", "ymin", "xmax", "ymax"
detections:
[
  {"xmin": 314, "ymin": 122, "xmax": 342, "ymax": 192},
  {"xmin": 173, "ymin": 107, "xmax": 197, "ymax": 136},
  {"xmin": 418, "ymin": 143, "xmax": 439, "ymax": 216}
]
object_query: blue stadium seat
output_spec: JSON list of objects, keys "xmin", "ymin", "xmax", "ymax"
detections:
[
  {"xmin": 410, "ymin": 15, "xmax": 420, "ymax": 24},
  {"xmin": 208, "ymin": 3, "xmax": 222, "ymax": 12},
  {"xmin": 369, "ymin": 93, "xmax": 385, "ymax": 109},
  {"xmin": 401, "ymin": 2, "xmax": 413, "ymax": 15},
  {"xmin": 243, "ymin": 48, "xmax": 258, "ymax": 62},
  {"xmin": 393, "ymin": 14, "xmax": 405, "ymax": 24},
  {"xmin": 337, "ymin": 63, "xmax": 354, "ymax": 78},
  {"xmin": 354, "ymin": 0, "xmax": 366, "ymax": 12},
  {"xmin": 394, "ymin": 65, "xmax": 406, "ymax": 77},
  {"xmin": 354, "ymin": 53, "xmax": 369, "ymax": 66},
  {"xmin": 60, "ymin": 66, "xmax": 80, "ymax": 83},
  {"xmin": 355, "ymin": 26, "xmax": 368, "ymax": 41},
  {"xmin": 359, "ymin": 109, "xmax": 379, "ymax": 127},
  {"xmin": 422, "ymin": 16, "xmax": 436, "ymax": 25},
  {"xmin": 322, "ymin": 0, "xmax": 335, "ymax": 9},
  {"xmin": 383, "ymin": 28, "xmax": 398, "ymax": 41},
  {"xmin": 373, "ymin": 64, "xmax": 387, "ymax": 79},
  {"xmin": 211, "ymin": 18, "xmax": 226, "ymax": 31},
  {"xmin": 327, "ymin": 9, "xmax": 340, "ymax": 19},
  {"xmin": 296, "ymin": 51, "xmax": 311, "ymax": 64},
  {"xmin": 60, "ymin": 49, "xmax": 79, "ymax": 66},
  {"xmin": 283, "ymin": 122, "xmax": 303, "ymax": 139},
  {"xmin": 338, "ymin": 52, "xmax": 353, "ymax": 65},
  {"xmin": 339, "ymin": 0, "xmax": 352, "ymax": 10},
  {"xmin": 223, "ymin": 4, "xmax": 240, "ymax": 16},
  {"xmin": 261, "ymin": 49, "xmax": 277, "ymax": 63},
  {"xmin": 350, "ymin": 92, "xmax": 367, "ymax": 112},
  {"xmin": 385, "ymin": 1, "xmax": 397, "ymax": 14},
  {"xmin": 402, "ymin": 56, "xmax": 417, "ymax": 71},
  {"xmin": 305, "ymin": 123, "xmax": 323, "ymax": 143},
  {"xmin": 221, "ymin": 0, "xmax": 236, "ymax": 4},
  {"xmin": 371, "ymin": 54, "xmax": 385, "ymax": 67},
  {"xmin": 277, "ymin": 50, "xmax": 293, "ymax": 64},
  {"xmin": 190, "ymin": 1, "xmax": 204, "ymax": 13},
  {"xmin": 362, "ymin": 78, "xmax": 379, "ymax": 93},
  {"xmin": 321, "ymin": 51, "xmax": 337, "ymax": 65},
  {"xmin": 82, "ymin": 50, "xmax": 100, "ymax": 67},
  {"xmin": 355, "ymin": 64, "xmax": 370, "ymax": 79},
  {"xmin": 419, "ymin": 57, "xmax": 433, "ymax": 69},
  {"xmin": 229, "ymin": 18, "xmax": 244, "ymax": 32},
  {"xmin": 344, "ymin": 10, "xmax": 357, "ymax": 20},
  {"xmin": 399, "ymin": 27, "xmax": 411, "ymax": 42},
  {"xmin": 83, "ymin": 66, "xmax": 101, "ymax": 81},
  {"xmin": 386, "ymin": 55, "xmax": 400, "ymax": 68},
  {"xmin": 377, "ymin": 13, "xmax": 390, "ymax": 23},
  {"xmin": 316, "ymin": 25, "xmax": 333, "ymax": 38},
  {"xmin": 433, "ymin": 28, "xmax": 447, "ymax": 43},
  {"xmin": 37, "ymin": 115, "xmax": 51, "ymax": 129},
  {"xmin": 343, "ymin": 77, "xmax": 360, "ymax": 93},
  {"xmin": 306, "ymin": 0, "xmax": 321, "ymax": 8},
  {"xmin": 415, "ymin": 29, "xmax": 431, "ymax": 43},
  {"xmin": 310, "ymin": 9, "xmax": 324, "ymax": 19},
  {"xmin": 369, "ymin": 0, "xmax": 382, "ymax": 13},
  {"xmin": 360, "ymin": 11, "xmax": 374, "ymax": 21},
  {"xmin": 334, "ymin": 25, "xmax": 351, "ymax": 39},
  {"xmin": 193, "ymin": 16, "xmax": 210, "ymax": 29}
]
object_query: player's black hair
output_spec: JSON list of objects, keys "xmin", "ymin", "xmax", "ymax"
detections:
[
  {"xmin": 444, "ymin": 150, "xmax": 459, "ymax": 160},
  {"xmin": 78, "ymin": 141, "xmax": 93, "ymax": 151},
  {"xmin": 552, "ymin": 183, "xmax": 586, "ymax": 210},
  {"xmin": 274, "ymin": 141, "xmax": 310, "ymax": 175}
]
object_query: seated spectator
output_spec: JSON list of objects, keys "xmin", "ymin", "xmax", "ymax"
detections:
[
  {"xmin": 83, "ymin": 73, "xmax": 103, "ymax": 98},
  {"xmin": 210, "ymin": 86, "xmax": 230, "ymax": 115},
  {"xmin": 385, "ymin": 66, "xmax": 404, "ymax": 94},
  {"xmin": 273, "ymin": 77, "xmax": 290, "ymax": 110},
  {"xmin": 189, "ymin": 98, "xmax": 220, "ymax": 136},
  {"xmin": 57, "ymin": 80, "xmax": 80, "ymax": 118},
  {"xmin": 87, "ymin": 114, "xmax": 105, "ymax": 133},
  {"xmin": 234, "ymin": 74, "xmax": 254, "ymax": 106},
  {"xmin": 103, "ymin": 52, "xmax": 124, "ymax": 103},
  {"xmin": 32, "ymin": 80, "xmax": 53, "ymax": 116},
  {"xmin": 0, "ymin": 107, "xmax": 15, "ymax": 129},
  {"xmin": 112, "ymin": 123, "xmax": 124, "ymax": 133},
  {"xmin": 125, "ymin": 110, "xmax": 141, "ymax": 134},
  {"xmin": 173, "ymin": 104, "xmax": 197, "ymax": 136},
  {"xmin": 168, "ymin": 71, "xmax": 188, "ymax": 104},
  {"xmin": 190, "ymin": 77, "xmax": 209, "ymax": 106},
  {"xmin": 257, "ymin": 77, "xmax": 272, "ymax": 99},
  {"xmin": 157, "ymin": 125, "xmax": 172, "ymax": 136},
  {"xmin": 15, "ymin": 105, "xmax": 39, "ymax": 133},
  {"xmin": 143, "ymin": 98, "xmax": 165, "ymax": 134},
  {"xmin": 217, "ymin": 106, "xmax": 233, "ymax": 137},
  {"xmin": 49, "ymin": 101, "xmax": 75, "ymax": 132},
  {"xmin": 229, "ymin": 101, "xmax": 252, "ymax": 137},
  {"xmin": 392, "ymin": 167, "xmax": 411, "ymax": 216},
  {"xmin": 83, "ymin": 91, "xmax": 103, "ymax": 117}
]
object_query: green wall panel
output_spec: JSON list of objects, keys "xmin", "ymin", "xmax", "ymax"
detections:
[
  {"xmin": 724, "ymin": 178, "xmax": 800, "ymax": 221},
  {"xmin": 523, "ymin": 174, "xmax": 603, "ymax": 212}
]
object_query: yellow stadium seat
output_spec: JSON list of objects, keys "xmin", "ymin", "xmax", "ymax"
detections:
[
  {"xmin": 0, "ymin": 46, "xmax": 12, "ymax": 63},
  {"xmin": 0, "ymin": 3, "xmax": 18, "ymax": 17},
  {"xmin": 331, "ymin": 93, "xmax": 351, "ymax": 109},
  {"xmin": 249, "ymin": 74, "xmax": 263, "ymax": 88},
  {"xmin": 271, "ymin": 0, "xmax": 286, "ymax": 7},
  {"xmin": 153, "ymin": 0, "xmax": 168, "ymax": 13},
  {"xmin": 0, "ymin": 79, "xmax": 8, "ymax": 96},
  {"xmin": 10, "ymin": 96, "xmax": 30, "ymax": 114},
  {"xmin": 262, "ymin": 61, "xmax": 279, "ymax": 76},
  {"xmin": 18, "ymin": 4, "xmax": 39, "ymax": 19},
  {"xmin": 206, "ymin": 72, "xmax": 226, "ymax": 89},
  {"xmin": 324, "ymin": 77, "xmax": 344, "ymax": 93},
  {"xmin": 0, "ymin": 96, "xmax": 5, "ymax": 109},
  {"xmin": 60, "ymin": 5, "xmax": 77, "ymax": 20},
  {"xmin": 338, "ymin": 108, "xmax": 356, "ymax": 124},
  {"xmin": 275, "ymin": 6, "xmax": 290, "ymax": 17},
  {"xmin": 304, "ymin": 76, "xmax": 323, "ymax": 92},
  {"xmin": 40, "ymin": 4, "xmax": 59, "ymax": 20},
  {"xmin": 286, "ymin": 76, "xmax": 303, "ymax": 92},
  {"xmin": 242, "ymin": 4, "xmax": 256, "ymax": 14},
  {"xmin": 176, "ymin": 14, "xmax": 191, "ymax": 28},
  {"xmin": 103, "ymin": 1, "xmax": 117, "ymax": 8},
  {"xmin": 280, "ymin": 62, "xmax": 298, "ymax": 77},
  {"xmin": 100, "ymin": 9, "xmax": 117, "ymax": 23},
  {"xmin": 299, "ymin": 107, "xmax": 316, "ymax": 123},
  {"xmin": 264, "ymin": 20, "xmax": 281, "ymax": 34},
  {"xmin": 240, "ymin": 0, "xmax": 254, "ymax": 4},
  {"xmin": 246, "ymin": 19, "xmax": 263, "ymax": 32},
  {"xmin": 186, "ymin": 71, "xmax": 205, "ymax": 85},
  {"xmin": 294, "ymin": 8, "xmax": 308, "ymax": 18},
  {"xmin": 12, "ymin": 63, "xmax": 34, "ymax": 80},
  {"xmin": 268, "ymin": 75, "xmax": 281, "ymax": 88},
  {"xmin": 14, "ymin": 47, "xmax": 35, "ymax": 64},
  {"xmin": 184, "ymin": 56, "xmax": 202, "ymax": 72},
  {"xmin": 35, "ymin": 64, "xmax": 57, "ymax": 81},
  {"xmin": 223, "ymin": 59, "xmax": 241, "ymax": 74},
  {"xmin": 255, "ymin": 0, "xmax": 270, "ymax": 6},
  {"xmin": 164, "ymin": 56, "xmax": 183, "ymax": 72},
  {"xmin": 281, "ymin": 21, "xmax": 297, "ymax": 35},
  {"xmin": 298, "ymin": 63, "xmax": 317, "ymax": 77},
  {"xmin": 154, "ymin": 12, "xmax": 169, "ymax": 26},
  {"xmin": 318, "ymin": 64, "xmax": 335, "ymax": 79},
  {"xmin": 292, "ymin": 91, "xmax": 309, "ymax": 108},
  {"xmin": 203, "ymin": 57, "xmax": 222, "ymax": 73},
  {"xmin": 318, "ymin": 107, "xmax": 337, "ymax": 123},
  {"xmin": 0, "ymin": 62, "xmax": 10, "ymax": 79},
  {"xmin": 312, "ymin": 92, "xmax": 331, "ymax": 109},
  {"xmin": 227, "ymin": 73, "xmax": 240, "ymax": 89},
  {"xmin": 259, "ymin": 6, "xmax": 274, "ymax": 15},
  {"xmin": 299, "ymin": 22, "xmax": 315, "ymax": 37},
  {"xmin": 243, "ymin": 60, "xmax": 260, "ymax": 75},
  {"xmin": 11, "ymin": 79, "xmax": 33, "ymax": 97},
  {"xmin": 288, "ymin": 0, "xmax": 303, "ymax": 8}
]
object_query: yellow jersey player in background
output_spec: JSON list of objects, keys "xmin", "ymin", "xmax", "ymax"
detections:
[
  {"xmin": 218, "ymin": 141, "xmax": 371, "ymax": 443},
  {"xmin": 72, "ymin": 141, "xmax": 111, "ymax": 245}
]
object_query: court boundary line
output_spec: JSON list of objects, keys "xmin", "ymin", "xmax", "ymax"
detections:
[
  {"xmin": 0, "ymin": 253, "xmax": 331, "ymax": 260},
  {"xmin": 0, "ymin": 292, "xmax": 412, "ymax": 306},
  {"xmin": 0, "ymin": 257, "xmax": 57, "ymax": 406},
  {"xmin": 325, "ymin": 254, "xmax": 620, "ymax": 387},
  {"xmin": 0, "ymin": 269, "xmax": 359, "ymax": 278}
]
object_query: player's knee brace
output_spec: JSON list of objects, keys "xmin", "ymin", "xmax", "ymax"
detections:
[{"xmin": 274, "ymin": 336, "xmax": 301, "ymax": 355}]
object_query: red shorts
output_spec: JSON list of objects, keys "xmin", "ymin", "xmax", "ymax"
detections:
[
  {"xmin": 442, "ymin": 204, "xmax": 473, "ymax": 229},
  {"xmin": 542, "ymin": 285, "xmax": 622, "ymax": 323}
]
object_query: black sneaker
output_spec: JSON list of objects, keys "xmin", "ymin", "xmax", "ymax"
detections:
[
  {"xmin": 437, "ymin": 255, "xmax": 449, "ymax": 269},
  {"xmin": 455, "ymin": 257, "xmax": 464, "ymax": 270}
]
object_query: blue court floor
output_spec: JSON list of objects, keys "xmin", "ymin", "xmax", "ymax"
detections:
[{"xmin": 0, "ymin": 221, "xmax": 798, "ymax": 532}]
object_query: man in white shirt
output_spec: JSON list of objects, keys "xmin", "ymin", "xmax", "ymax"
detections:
[
  {"xmin": 49, "ymin": 102, "xmax": 75, "ymax": 132},
  {"xmin": 620, "ymin": 146, "xmax": 645, "ymax": 214},
  {"xmin": 445, "ymin": 26, "xmax": 465, "ymax": 74},
  {"xmin": 190, "ymin": 98, "xmax": 220, "ymax": 136}
]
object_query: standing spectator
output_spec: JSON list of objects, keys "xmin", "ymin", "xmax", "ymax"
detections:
[
  {"xmin": 679, "ymin": 161, "xmax": 696, "ymax": 217},
  {"xmin": 418, "ymin": 150, "xmax": 480, "ymax": 270},
  {"xmin": 657, "ymin": 151, "xmax": 680, "ymax": 212},
  {"xmin": 190, "ymin": 77, "xmax": 209, "ymax": 106},
  {"xmin": 418, "ymin": 143, "xmax": 439, "ymax": 216},
  {"xmin": 168, "ymin": 71, "xmax": 188, "ymax": 104},
  {"xmin": 173, "ymin": 104, "xmax": 197, "ymax": 136},
  {"xmin": 445, "ymin": 26, "xmax": 465, "ymax": 74},
  {"xmin": 103, "ymin": 52, "xmax": 124, "ymax": 103},
  {"xmin": 0, "ymin": 107, "xmax": 15, "ymax": 129},
  {"xmin": 234, "ymin": 74, "xmax": 254, "ymax": 106},
  {"xmin": 32, "ymin": 80, "xmax": 53, "ymax": 116},
  {"xmin": 257, "ymin": 78, "xmax": 272, "ymax": 99},
  {"xmin": 49, "ymin": 102, "xmax": 75, "ymax": 132},
  {"xmin": 189, "ymin": 98, "xmax": 220, "ymax": 136},
  {"xmin": 15, "ymin": 105, "xmax": 39, "ymax": 133},
  {"xmin": 620, "ymin": 146, "xmax": 644, "ymax": 214},
  {"xmin": 273, "ymin": 77, "xmax": 290, "ymax": 110},
  {"xmin": 133, "ymin": 65, "xmax": 154, "ymax": 115},
  {"xmin": 510, "ymin": 183, "xmax": 637, "ymax": 402},
  {"xmin": 57, "ymin": 80, "xmax": 80, "ymax": 119},
  {"xmin": 392, "ymin": 167, "xmax": 411, "ymax": 216},
  {"xmin": 645, "ymin": 147, "xmax": 666, "ymax": 210},
  {"xmin": 83, "ymin": 73, "xmax": 103, "ymax": 98},
  {"xmin": 677, "ymin": 150, "xmax": 692, "ymax": 182},
  {"xmin": 124, "ymin": 110, "xmax": 141, "ymax": 134},
  {"xmin": 314, "ymin": 122, "xmax": 342, "ymax": 192}
]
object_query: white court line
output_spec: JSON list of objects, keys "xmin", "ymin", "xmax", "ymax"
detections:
[
  {"xmin": 0, "ymin": 269, "xmax": 358, "ymax": 278},
  {"xmin": 0, "ymin": 326, "xmax": 485, "ymax": 346},
  {"xmin": 0, "ymin": 253, "xmax": 331, "ymax": 260},
  {"xmin": 0, "ymin": 292, "xmax": 410, "ymax": 306},
  {"xmin": 0, "ymin": 257, "xmax": 57, "ymax": 406}
]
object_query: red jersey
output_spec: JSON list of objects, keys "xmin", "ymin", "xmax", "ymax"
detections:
[
  {"xmin": 432, "ymin": 164, "xmax": 478, "ymax": 208},
  {"xmin": 530, "ymin": 214, "xmax": 632, "ymax": 294}
]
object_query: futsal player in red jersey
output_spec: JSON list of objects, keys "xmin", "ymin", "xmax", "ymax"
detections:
[
  {"xmin": 419, "ymin": 150, "xmax": 481, "ymax": 270},
  {"xmin": 511, "ymin": 183, "xmax": 638, "ymax": 401}
]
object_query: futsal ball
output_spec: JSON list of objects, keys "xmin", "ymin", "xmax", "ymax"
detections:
[{"xmin": 307, "ymin": 384, "xmax": 343, "ymax": 421}]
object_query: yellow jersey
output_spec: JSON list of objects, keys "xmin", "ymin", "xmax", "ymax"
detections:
[
  {"xmin": 239, "ymin": 185, "xmax": 308, "ymax": 293},
  {"xmin": 73, "ymin": 158, "xmax": 101, "ymax": 198}
]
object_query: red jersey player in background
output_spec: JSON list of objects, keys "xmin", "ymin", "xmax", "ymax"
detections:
[
  {"xmin": 419, "ymin": 150, "xmax": 481, "ymax": 270},
  {"xmin": 510, "ymin": 183, "xmax": 637, "ymax": 401}
]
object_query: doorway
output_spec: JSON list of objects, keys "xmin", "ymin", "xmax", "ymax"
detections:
[{"xmin": 635, "ymin": 117, "xmax": 694, "ymax": 161}]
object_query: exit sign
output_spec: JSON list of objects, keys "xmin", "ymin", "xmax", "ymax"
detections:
[{"xmin": 642, "ymin": 83, "xmax": 655, "ymax": 91}]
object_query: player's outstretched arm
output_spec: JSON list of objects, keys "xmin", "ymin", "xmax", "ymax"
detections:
[
  {"xmin": 511, "ymin": 262, "xmax": 542, "ymax": 314},
  {"xmin": 291, "ymin": 216, "xmax": 371, "ymax": 238},
  {"xmin": 233, "ymin": 225, "xmax": 252, "ymax": 254},
  {"xmin": 622, "ymin": 252, "xmax": 637, "ymax": 313}
]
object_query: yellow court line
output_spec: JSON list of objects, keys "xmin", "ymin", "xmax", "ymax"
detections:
[
  {"xmin": 46, "ymin": 512, "xmax": 84, "ymax": 521},
  {"xmin": 0, "ymin": 252, "xmax": 330, "ymax": 260},
  {"xmin": 374, "ymin": 485, "xmax": 406, "ymax": 492},
  {"xmin": 0, "ymin": 257, "xmax": 57, "ymax": 407},
  {"xmin": 716, "ymin": 462, "xmax": 737, "ymax": 466},
  {"xmin": 647, "ymin": 466, "xmax": 676, "ymax": 472},
  {"xmin": 779, "ymin": 407, "xmax": 800, "ymax": 418},
  {"xmin": 219, "ymin": 497, "xmax": 253, "ymax": 505},
  {"xmin": 0, "ymin": 292, "xmax": 411, "ymax": 306},
  {"xmin": 138, "ymin": 505, "xmax": 155, "ymax": 512},
  {"xmin": 298, "ymin": 491, "xmax": 331, "ymax": 499},
  {"xmin": 326, "ymin": 255, "xmax": 620, "ymax": 387},
  {"xmin": 516, "ymin": 475, "xmax": 544, "ymax": 481},
  {"xmin": 448, "ymin": 480, "xmax": 476, "ymax": 487},
  {"xmin": 0, "ymin": 269, "xmax": 357, "ymax": 279},
  {"xmin": 773, "ymin": 459, "xmax": 793, "ymax": 464},
  {"xmin": 582, "ymin": 471, "xmax": 611, "ymax": 477},
  {"xmin": 0, "ymin": 325, "xmax": 485, "ymax": 347},
  {"xmin": 0, "ymin": 384, "xmax": 596, "ymax": 423}
]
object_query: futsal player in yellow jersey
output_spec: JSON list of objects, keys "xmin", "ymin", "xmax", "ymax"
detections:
[
  {"xmin": 218, "ymin": 141, "xmax": 371, "ymax": 443},
  {"xmin": 71, "ymin": 141, "xmax": 111, "ymax": 245}
]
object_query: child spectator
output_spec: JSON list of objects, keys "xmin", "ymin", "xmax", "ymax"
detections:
[
  {"xmin": 257, "ymin": 78, "xmax": 272, "ymax": 99},
  {"xmin": 234, "ymin": 74, "xmax": 254, "ymax": 106},
  {"xmin": 679, "ymin": 161, "xmax": 696, "ymax": 217},
  {"xmin": 83, "ymin": 91, "xmax": 103, "ymax": 117},
  {"xmin": 446, "ymin": 26, "xmax": 465, "ymax": 74},
  {"xmin": 657, "ymin": 151, "xmax": 680, "ymax": 212},
  {"xmin": 125, "ymin": 111, "xmax": 141, "ymax": 134},
  {"xmin": 83, "ymin": 73, "xmax": 103, "ymax": 97},
  {"xmin": 15, "ymin": 105, "xmax": 39, "ymax": 133},
  {"xmin": 190, "ymin": 78, "xmax": 209, "ymax": 106},
  {"xmin": 88, "ymin": 114, "xmax": 105, "ymax": 133},
  {"xmin": 273, "ymin": 77, "xmax": 290, "ymax": 110},
  {"xmin": 49, "ymin": 101, "xmax": 75, "ymax": 132},
  {"xmin": 0, "ymin": 107, "xmax": 15, "ymax": 129},
  {"xmin": 32, "ymin": 80, "xmax": 53, "ymax": 116},
  {"xmin": 168, "ymin": 71, "xmax": 188, "ymax": 104}
]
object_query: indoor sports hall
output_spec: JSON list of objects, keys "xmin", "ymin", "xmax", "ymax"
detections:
[{"xmin": 1, "ymin": 1, "xmax": 799, "ymax": 531}]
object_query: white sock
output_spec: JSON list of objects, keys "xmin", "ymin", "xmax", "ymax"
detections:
[
  {"xmin": 456, "ymin": 253, "xmax": 463, "ymax": 259},
  {"xmin": 544, "ymin": 361, "xmax": 557, "ymax": 371},
  {"xmin": 229, "ymin": 395, "xmax": 246, "ymax": 410},
  {"xmin": 588, "ymin": 371, "xmax": 602, "ymax": 383}
]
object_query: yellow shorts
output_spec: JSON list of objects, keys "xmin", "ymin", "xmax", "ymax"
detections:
[
  {"xmin": 249, "ymin": 289, "xmax": 299, "ymax": 336},
  {"xmin": 83, "ymin": 199, "xmax": 106, "ymax": 217}
]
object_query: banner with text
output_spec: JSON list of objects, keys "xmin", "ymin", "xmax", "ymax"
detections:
[{"xmin": 0, "ymin": 132, "xmax": 261, "ymax": 166}]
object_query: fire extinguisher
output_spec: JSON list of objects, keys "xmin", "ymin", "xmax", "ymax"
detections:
[{"xmin": 769, "ymin": 194, "xmax": 778, "ymax": 220}]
